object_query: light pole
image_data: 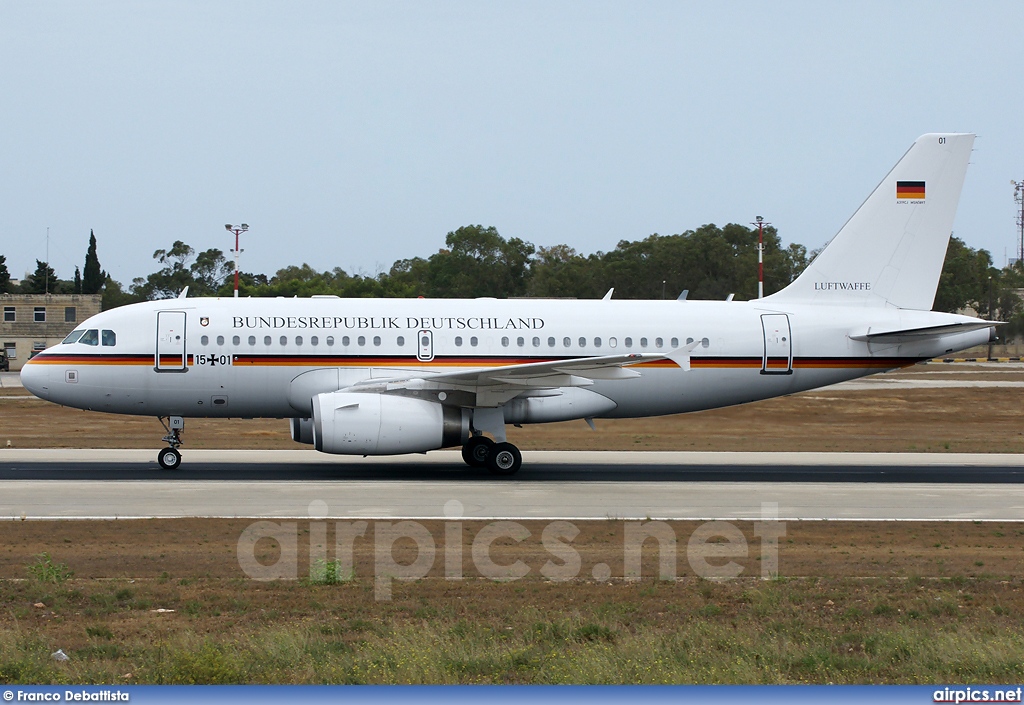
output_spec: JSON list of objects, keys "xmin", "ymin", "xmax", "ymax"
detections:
[
  {"xmin": 751, "ymin": 216, "xmax": 770, "ymax": 299},
  {"xmin": 224, "ymin": 223, "xmax": 248, "ymax": 298},
  {"xmin": 1013, "ymin": 180, "xmax": 1024, "ymax": 264}
]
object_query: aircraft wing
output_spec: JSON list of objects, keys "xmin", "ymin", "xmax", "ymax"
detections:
[{"xmin": 343, "ymin": 345, "xmax": 698, "ymax": 405}]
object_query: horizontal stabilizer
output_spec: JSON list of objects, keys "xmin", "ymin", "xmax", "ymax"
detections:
[{"xmin": 849, "ymin": 320, "xmax": 998, "ymax": 343}]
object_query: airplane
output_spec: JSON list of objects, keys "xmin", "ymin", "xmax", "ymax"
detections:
[{"xmin": 20, "ymin": 133, "xmax": 994, "ymax": 475}]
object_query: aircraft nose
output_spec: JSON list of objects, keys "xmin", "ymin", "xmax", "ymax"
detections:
[{"xmin": 20, "ymin": 360, "xmax": 50, "ymax": 400}]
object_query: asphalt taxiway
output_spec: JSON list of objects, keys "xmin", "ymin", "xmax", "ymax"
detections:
[{"xmin": 1, "ymin": 449, "xmax": 1022, "ymax": 521}]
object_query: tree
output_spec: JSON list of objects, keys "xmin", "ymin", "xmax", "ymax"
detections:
[
  {"xmin": 82, "ymin": 230, "xmax": 105, "ymax": 294},
  {"xmin": 0, "ymin": 255, "xmax": 10, "ymax": 294},
  {"xmin": 934, "ymin": 237, "xmax": 997, "ymax": 314},
  {"xmin": 23, "ymin": 260, "xmax": 58, "ymax": 294},
  {"xmin": 74, "ymin": 266, "xmax": 82, "ymax": 294},
  {"xmin": 389, "ymin": 225, "xmax": 536, "ymax": 297},
  {"xmin": 101, "ymin": 274, "xmax": 142, "ymax": 310},
  {"xmin": 190, "ymin": 248, "xmax": 232, "ymax": 296}
]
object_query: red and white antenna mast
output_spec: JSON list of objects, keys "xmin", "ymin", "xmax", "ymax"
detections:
[{"xmin": 224, "ymin": 223, "xmax": 248, "ymax": 297}]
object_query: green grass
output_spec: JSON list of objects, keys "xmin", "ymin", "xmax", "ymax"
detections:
[{"xmin": 1, "ymin": 575, "xmax": 1023, "ymax": 684}]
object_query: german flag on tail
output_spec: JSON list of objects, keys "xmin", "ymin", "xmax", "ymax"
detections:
[{"xmin": 896, "ymin": 180, "xmax": 925, "ymax": 200}]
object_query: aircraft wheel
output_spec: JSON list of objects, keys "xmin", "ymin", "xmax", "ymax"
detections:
[
  {"xmin": 158, "ymin": 447, "xmax": 182, "ymax": 470},
  {"xmin": 462, "ymin": 436, "xmax": 494, "ymax": 468},
  {"xmin": 486, "ymin": 442, "xmax": 522, "ymax": 476}
]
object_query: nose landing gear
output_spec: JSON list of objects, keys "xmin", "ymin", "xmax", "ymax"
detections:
[{"xmin": 157, "ymin": 416, "xmax": 184, "ymax": 470}]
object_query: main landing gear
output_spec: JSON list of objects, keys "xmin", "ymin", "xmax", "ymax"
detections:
[
  {"xmin": 157, "ymin": 416, "xmax": 184, "ymax": 470},
  {"xmin": 461, "ymin": 435, "xmax": 523, "ymax": 475}
]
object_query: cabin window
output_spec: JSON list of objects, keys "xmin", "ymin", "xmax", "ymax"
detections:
[
  {"xmin": 248, "ymin": 336, "xmax": 256, "ymax": 345},
  {"xmin": 295, "ymin": 336, "xmax": 303, "ymax": 346},
  {"xmin": 309, "ymin": 336, "xmax": 317, "ymax": 346},
  {"xmin": 357, "ymin": 336, "xmax": 365, "ymax": 346},
  {"xmin": 515, "ymin": 337, "xmax": 524, "ymax": 347},
  {"xmin": 594, "ymin": 337, "xmax": 602, "ymax": 348},
  {"xmin": 62, "ymin": 330, "xmax": 85, "ymax": 344},
  {"xmin": 373, "ymin": 336, "xmax": 381, "ymax": 346},
  {"xmin": 578, "ymin": 337, "xmax": 586, "ymax": 348},
  {"xmin": 396, "ymin": 336, "xmax": 404, "ymax": 346},
  {"xmin": 232, "ymin": 335, "xmax": 240, "ymax": 346},
  {"xmin": 671, "ymin": 337, "xmax": 679, "ymax": 348},
  {"xmin": 533, "ymin": 337, "xmax": 540, "ymax": 347},
  {"xmin": 34, "ymin": 307, "xmax": 46, "ymax": 322},
  {"xmin": 624, "ymin": 337, "xmax": 632, "ymax": 348},
  {"xmin": 655, "ymin": 337, "xmax": 663, "ymax": 348},
  {"xmin": 65, "ymin": 307, "xmax": 76, "ymax": 323},
  {"xmin": 470, "ymin": 336, "xmax": 478, "ymax": 347},
  {"xmin": 80, "ymin": 329, "xmax": 99, "ymax": 346},
  {"xmin": 217, "ymin": 335, "xmax": 225, "ymax": 346},
  {"xmin": 454, "ymin": 336, "xmax": 462, "ymax": 346},
  {"xmin": 547, "ymin": 337, "xmax": 555, "ymax": 347},
  {"xmin": 686, "ymin": 337, "xmax": 694, "ymax": 344},
  {"xmin": 609, "ymin": 337, "xmax": 617, "ymax": 348},
  {"xmin": 342, "ymin": 336, "xmax": 350, "ymax": 346},
  {"xmin": 326, "ymin": 336, "xmax": 335, "ymax": 346},
  {"xmin": 101, "ymin": 330, "xmax": 116, "ymax": 347},
  {"xmin": 279, "ymin": 336, "xmax": 287, "ymax": 346},
  {"xmin": 264, "ymin": 336, "xmax": 272, "ymax": 346},
  {"xmin": 702, "ymin": 337, "xmax": 710, "ymax": 348},
  {"xmin": 2, "ymin": 307, "xmax": 13, "ymax": 322},
  {"xmin": 640, "ymin": 337, "xmax": 648, "ymax": 348},
  {"xmin": 563, "ymin": 337, "xmax": 570, "ymax": 348},
  {"xmin": 200, "ymin": 335, "xmax": 209, "ymax": 345},
  {"xmin": 501, "ymin": 336, "xmax": 509, "ymax": 347}
]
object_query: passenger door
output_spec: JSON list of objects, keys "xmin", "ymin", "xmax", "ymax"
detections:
[
  {"xmin": 155, "ymin": 311, "xmax": 188, "ymax": 372},
  {"xmin": 760, "ymin": 314, "xmax": 792, "ymax": 375}
]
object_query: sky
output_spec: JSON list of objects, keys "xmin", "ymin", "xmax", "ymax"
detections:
[{"xmin": 2, "ymin": 1, "xmax": 1023, "ymax": 286}]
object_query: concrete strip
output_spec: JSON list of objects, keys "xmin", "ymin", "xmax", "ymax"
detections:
[{"xmin": 0, "ymin": 450, "xmax": 1023, "ymax": 521}]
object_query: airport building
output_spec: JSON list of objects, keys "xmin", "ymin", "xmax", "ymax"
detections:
[{"xmin": 0, "ymin": 293, "xmax": 102, "ymax": 371}]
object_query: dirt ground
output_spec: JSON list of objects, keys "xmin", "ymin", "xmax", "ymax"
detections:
[
  {"xmin": 3, "ymin": 363, "xmax": 1024, "ymax": 453},
  {"xmin": 1, "ymin": 519, "xmax": 1022, "ymax": 582}
]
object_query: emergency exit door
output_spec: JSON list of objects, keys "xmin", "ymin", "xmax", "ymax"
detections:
[
  {"xmin": 156, "ymin": 311, "xmax": 188, "ymax": 372},
  {"xmin": 417, "ymin": 329, "xmax": 434, "ymax": 362},
  {"xmin": 761, "ymin": 314, "xmax": 792, "ymax": 375}
]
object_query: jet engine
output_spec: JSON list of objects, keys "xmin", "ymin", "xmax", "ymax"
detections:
[{"xmin": 311, "ymin": 392, "xmax": 468, "ymax": 455}]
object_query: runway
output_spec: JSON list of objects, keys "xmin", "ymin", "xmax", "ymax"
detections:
[{"xmin": 1, "ymin": 449, "xmax": 1023, "ymax": 521}]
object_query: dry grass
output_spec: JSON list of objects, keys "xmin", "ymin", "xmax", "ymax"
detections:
[{"xmin": 0, "ymin": 520, "xmax": 1023, "ymax": 683}]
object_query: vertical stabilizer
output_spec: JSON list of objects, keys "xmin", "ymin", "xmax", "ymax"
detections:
[{"xmin": 765, "ymin": 133, "xmax": 974, "ymax": 310}]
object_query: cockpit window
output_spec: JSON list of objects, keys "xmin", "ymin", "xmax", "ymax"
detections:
[
  {"xmin": 101, "ymin": 330, "xmax": 116, "ymax": 347},
  {"xmin": 79, "ymin": 329, "xmax": 99, "ymax": 346},
  {"xmin": 62, "ymin": 330, "xmax": 86, "ymax": 344}
]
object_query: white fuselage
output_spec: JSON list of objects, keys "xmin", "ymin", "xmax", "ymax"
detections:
[{"xmin": 20, "ymin": 296, "xmax": 989, "ymax": 420}]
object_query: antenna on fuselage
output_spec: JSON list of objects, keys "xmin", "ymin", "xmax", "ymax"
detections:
[
  {"xmin": 177, "ymin": 286, "xmax": 189, "ymax": 299},
  {"xmin": 676, "ymin": 289, "xmax": 689, "ymax": 301},
  {"xmin": 602, "ymin": 288, "xmax": 614, "ymax": 300}
]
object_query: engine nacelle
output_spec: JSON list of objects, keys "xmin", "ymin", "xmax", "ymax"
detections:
[
  {"xmin": 312, "ymin": 392, "xmax": 467, "ymax": 455},
  {"xmin": 502, "ymin": 387, "xmax": 617, "ymax": 424},
  {"xmin": 290, "ymin": 417, "xmax": 314, "ymax": 445}
]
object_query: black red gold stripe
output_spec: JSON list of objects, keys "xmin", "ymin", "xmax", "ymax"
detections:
[{"xmin": 28, "ymin": 352, "xmax": 924, "ymax": 370}]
